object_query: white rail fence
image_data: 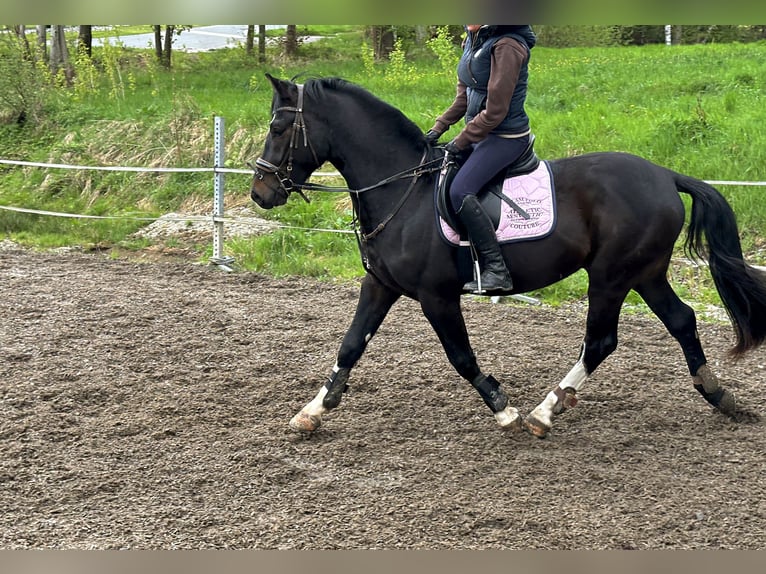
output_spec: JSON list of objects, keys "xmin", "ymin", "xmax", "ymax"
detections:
[{"xmin": 1, "ymin": 115, "xmax": 766, "ymax": 274}]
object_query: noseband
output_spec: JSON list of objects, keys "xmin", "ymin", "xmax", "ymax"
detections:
[{"xmin": 250, "ymin": 83, "xmax": 318, "ymax": 203}]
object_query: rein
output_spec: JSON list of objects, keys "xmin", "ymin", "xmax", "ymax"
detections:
[
  {"xmin": 291, "ymin": 154, "xmax": 443, "ymax": 196},
  {"xmin": 250, "ymin": 139, "xmax": 442, "ymax": 198},
  {"xmin": 291, "ymin": 150, "xmax": 442, "ymax": 242},
  {"xmin": 356, "ymin": 150, "xmax": 440, "ymax": 241}
]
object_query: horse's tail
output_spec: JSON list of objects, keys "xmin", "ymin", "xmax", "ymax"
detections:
[{"xmin": 674, "ymin": 172, "xmax": 766, "ymax": 357}]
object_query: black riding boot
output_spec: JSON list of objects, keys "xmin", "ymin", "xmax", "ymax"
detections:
[{"xmin": 457, "ymin": 195, "xmax": 514, "ymax": 294}]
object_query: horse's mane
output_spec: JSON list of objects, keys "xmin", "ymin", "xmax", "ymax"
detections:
[{"xmin": 304, "ymin": 77, "xmax": 425, "ymax": 144}]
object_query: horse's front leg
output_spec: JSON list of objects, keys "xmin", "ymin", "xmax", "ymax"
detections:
[
  {"xmin": 289, "ymin": 273, "xmax": 401, "ymax": 432},
  {"xmin": 419, "ymin": 293, "xmax": 522, "ymax": 431}
]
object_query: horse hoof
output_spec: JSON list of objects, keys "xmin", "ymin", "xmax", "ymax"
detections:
[
  {"xmin": 289, "ymin": 411, "xmax": 321, "ymax": 433},
  {"xmin": 495, "ymin": 406, "xmax": 522, "ymax": 431},
  {"xmin": 523, "ymin": 414, "xmax": 550, "ymax": 439},
  {"xmin": 717, "ymin": 389, "xmax": 737, "ymax": 417}
]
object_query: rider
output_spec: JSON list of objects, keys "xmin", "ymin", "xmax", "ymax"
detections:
[{"xmin": 425, "ymin": 24, "xmax": 537, "ymax": 294}]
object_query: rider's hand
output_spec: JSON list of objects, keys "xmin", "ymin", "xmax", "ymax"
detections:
[
  {"xmin": 424, "ymin": 130, "xmax": 441, "ymax": 146},
  {"xmin": 444, "ymin": 139, "xmax": 462, "ymax": 157}
]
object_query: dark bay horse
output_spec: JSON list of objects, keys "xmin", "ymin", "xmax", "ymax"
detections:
[{"xmin": 250, "ymin": 74, "xmax": 766, "ymax": 437}]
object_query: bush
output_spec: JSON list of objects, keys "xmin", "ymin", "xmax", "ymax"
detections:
[{"xmin": 0, "ymin": 32, "xmax": 54, "ymax": 125}]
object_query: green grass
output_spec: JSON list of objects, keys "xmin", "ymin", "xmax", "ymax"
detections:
[
  {"xmin": 225, "ymin": 229, "xmax": 362, "ymax": 280},
  {"xmin": 2, "ymin": 28, "xmax": 766, "ymax": 311}
]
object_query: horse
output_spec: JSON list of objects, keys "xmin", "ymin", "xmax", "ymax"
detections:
[{"xmin": 249, "ymin": 73, "xmax": 766, "ymax": 438}]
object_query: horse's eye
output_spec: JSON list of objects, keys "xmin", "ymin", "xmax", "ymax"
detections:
[{"xmin": 269, "ymin": 115, "xmax": 289, "ymax": 136}]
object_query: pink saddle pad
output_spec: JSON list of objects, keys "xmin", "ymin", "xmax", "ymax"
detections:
[{"xmin": 439, "ymin": 161, "xmax": 555, "ymax": 245}]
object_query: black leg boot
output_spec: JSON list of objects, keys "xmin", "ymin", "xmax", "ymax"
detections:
[{"xmin": 457, "ymin": 195, "xmax": 514, "ymax": 294}]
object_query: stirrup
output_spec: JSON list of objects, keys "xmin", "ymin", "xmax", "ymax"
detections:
[{"xmin": 463, "ymin": 274, "xmax": 513, "ymax": 295}]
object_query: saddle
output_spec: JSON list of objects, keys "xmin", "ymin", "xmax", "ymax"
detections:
[{"xmin": 436, "ymin": 134, "xmax": 540, "ymax": 236}]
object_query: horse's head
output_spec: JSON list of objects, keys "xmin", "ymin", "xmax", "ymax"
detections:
[{"xmin": 250, "ymin": 74, "xmax": 324, "ymax": 209}]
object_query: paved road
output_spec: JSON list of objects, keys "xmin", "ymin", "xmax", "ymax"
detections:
[{"xmin": 93, "ymin": 25, "xmax": 288, "ymax": 52}]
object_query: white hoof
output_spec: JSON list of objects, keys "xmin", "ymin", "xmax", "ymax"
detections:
[
  {"xmin": 524, "ymin": 413, "xmax": 551, "ymax": 438},
  {"xmin": 494, "ymin": 405, "xmax": 522, "ymax": 431},
  {"xmin": 289, "ymin": 411, "xmax": 322, "ymax": 432}
]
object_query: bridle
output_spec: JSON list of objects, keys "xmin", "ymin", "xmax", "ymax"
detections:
[
  {"xmin": 249, "ymin": 83, "xmax": 319, "ymax": 204},
  {"xmin": 249, "ymin": 82, "xmax": 444, "ymax": 240}
]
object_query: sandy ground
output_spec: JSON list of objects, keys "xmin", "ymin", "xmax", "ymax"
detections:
[{"xmin": 1, "ymin": 248, "xmax": 765, "ymax": 549}]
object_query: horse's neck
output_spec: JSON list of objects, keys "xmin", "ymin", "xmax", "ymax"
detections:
[{"xmin": 325, "ymin": 101, "xmax": 423, "ymax": 191}]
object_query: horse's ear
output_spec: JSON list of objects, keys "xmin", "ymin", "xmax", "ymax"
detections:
[{"xmin": 265, "ymin": 73, "xmax": 294, "ymax": 100}]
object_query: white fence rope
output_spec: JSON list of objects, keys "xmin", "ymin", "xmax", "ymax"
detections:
[
  {"xmin": 0, "ymin": 159, "xmax": 211, "ymax": 173},
  {"xmin": 2, "ymin": 157, "xmax": 763, "ymax": 186},
  {"xmin": 704, "ymin": 180, "xmax": 766, "ymax": 187},
  {"xmin": 0, "ymin": 158, "xmax": 341, "ymax": 177},
  {"xmin": 1, "ymin": 116, "xmax": 765, "ymax": 271}
]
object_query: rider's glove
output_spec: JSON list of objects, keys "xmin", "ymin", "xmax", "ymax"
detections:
[{"xmin": 424, "ymin": 130, "xmax": 441, "ymax": 146}]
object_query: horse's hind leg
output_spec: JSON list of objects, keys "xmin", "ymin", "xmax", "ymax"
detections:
[
  {"xmin": 289, "ymin": 273, "xmax": 401, "ymax": 432},
  {"xmin": 635, "ymin": 275, "xmax": 736, "ymax": 415},
  {"xmin": 525, "ymin": 286, "xmax": 627, "ymax": 438},
  {"xmin": 419, "ymin": 293, "xmax": 522, "ymax": 430}
]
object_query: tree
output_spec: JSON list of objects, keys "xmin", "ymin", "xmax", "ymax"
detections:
[
  {"xmin": 162, "ymin": 25, "xmax": 175, "ymax": 68},
  {"xmin": 285, "ymin": 25, "xmax": 298, "ymax": 57},
  {"xmin": 259, "ymin": 25, "xmax": 266, "ymax": 62},
  {"xmin": 35, "ymin": 25, "xmax": 48, "ymax": 62},
  {"xmin": 11, "ymin": 26, "xmax": 31, "ymax": 59},
  {"xmin": 153, "ymin": 25, "xmax": 162, "ymax": 62},
  {"xmin": 368, "ymin": 25, "xmax": 395, "ymax": 60},
  {"xmin": 152, "ymin": 25, "xmax": 191, "ymax": 68},
  {"xmin": 50, "ymin": 25, "xmax": 73, "ymax": 84},
  {"xmin": 246, "ymin": 25, "xmax": 254, "ymax": 56},
  {"xmin": 78, "ymin": 25, "xmax": 92, "ymax": 57}
]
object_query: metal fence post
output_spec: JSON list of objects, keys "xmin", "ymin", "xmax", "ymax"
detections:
[{"xmin": 211, "ymin": 116, "xmax": 235, "ymax": 271}]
